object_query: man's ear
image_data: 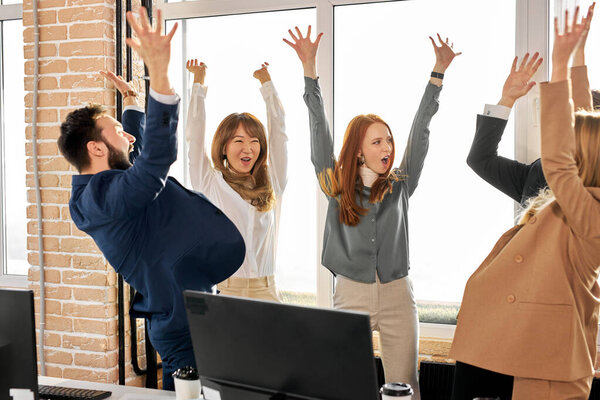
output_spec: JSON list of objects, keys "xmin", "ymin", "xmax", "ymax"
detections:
[{"xmin": 86, "ymin": 141, "xmax": 106, "ymax": 158}]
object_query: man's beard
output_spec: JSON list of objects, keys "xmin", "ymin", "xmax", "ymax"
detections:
[{"xmin": 105, "ymin": 141, "xmax": 133, "ymax": 170}]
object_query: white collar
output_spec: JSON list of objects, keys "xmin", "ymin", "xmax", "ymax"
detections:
[{"xmin": 359, "ymin": 165, "xmax": 379, "ymax": 187}]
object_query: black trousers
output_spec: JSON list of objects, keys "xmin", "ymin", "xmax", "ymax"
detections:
[{"xmin": 451, "ymin": 361, "xmax": 514, "ymax": 400}]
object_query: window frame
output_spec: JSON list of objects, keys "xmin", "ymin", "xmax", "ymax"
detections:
[
  {"xmin": 158, "ymin": 0, "xmax": 550, "ymax": 339},
  {"xmin": 0, "ymin": 2, "xmax": 26, "ymax": 288}
]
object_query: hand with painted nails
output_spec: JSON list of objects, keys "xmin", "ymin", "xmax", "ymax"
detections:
[
  {"xmin": 253, "ymin": 62, "xmax": 271, "ymax": 85},
  {"xmin": 498, "ymin": 52, "xmax": 543, "ymax": 108},
  {"xmin": 283, "ymin": 25, "xmax": 323, "ymax": 79},
  {"xmin": 552, "ymin": 3, "xmax": 594, "ymax": 81},
  {"xmin": 186, "ymin": 59, "xmax": 207, "ymax": 85},
  {"xmin": 125, "ymin": 6, "xmax": 178, "ymax": 94},
  {"xmin": 429, "ymin": 33, "xmax": 461, "ymax": 74}
]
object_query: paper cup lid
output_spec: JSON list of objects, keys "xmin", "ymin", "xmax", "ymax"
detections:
[
  {"xmin": 380, "ymin": 382, "xmax": 413, "ymax": 396},
  {"xmin": 172, "ymin": 366, "xmax": 199, "ymax": 380}
]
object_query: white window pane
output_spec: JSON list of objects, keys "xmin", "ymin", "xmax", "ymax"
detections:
[
  {"xmin": 2, "ymin": 19, "xmax": 28, "ymax": 275},
  {"xmin": 334, "ymin": 1, "xmax": 515, "ymax": 311},
  {"xmin": 168, "ymin": 8, "xmax": 318, "ymax": 304}
]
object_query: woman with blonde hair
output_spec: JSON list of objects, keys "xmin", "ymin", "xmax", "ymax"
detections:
[
  {"xmin": 185, "ymin": 60, "xmax": 287, "ymax": 301},
  {"xmin": 285, "ymin": 26, "xmax": 460, "ymax": 398},
  {"xmin": 450, "ymin": 4, "xmax": 600, "ymax": 399}
]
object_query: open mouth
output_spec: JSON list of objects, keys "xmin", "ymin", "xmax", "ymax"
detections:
[
  {"xmin": 240, "ymin": 157, "xmax": 252, "ymax": 166},
  {"xmin": 381, "ymin": 156, "xmax": 390, "ymax": 166}
]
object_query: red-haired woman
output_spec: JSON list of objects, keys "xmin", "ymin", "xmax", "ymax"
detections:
[
  {"xmin": 285, "ymin": 27, "xmax": 459, "ymax": 398},
  {"xmin": 185, "ymin": 60, "xmax": 287, "ymax": 302}
]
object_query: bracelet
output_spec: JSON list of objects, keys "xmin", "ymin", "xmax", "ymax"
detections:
[
  {"xmin": 431, "ymin": 71, "xmax": 444, "ymax": 79},
  {"xmin": 122, "ymin": 90, "xmax": 138, "ymax": 99}
]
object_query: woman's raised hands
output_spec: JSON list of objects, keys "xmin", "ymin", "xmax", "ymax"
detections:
[
  {"xmin": 283, "ymin": 25, "xmax": 323, "ymax": 79},
  {"xmin": 253, "ymin": 62, "xmax": 272, "ymax": 85},
  {"xmin": 552, "ymin": 3, "xmax": 595, "ymax": 81},
  {"xmin": 429, "ymin": 34, "xmax": 461, "ymax": 74},
  {"xmin": 186, "ymin": 59, "xmax": 207, "ymax": 85}
]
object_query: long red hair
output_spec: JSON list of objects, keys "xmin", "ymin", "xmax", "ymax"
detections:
[{"xmin": 318, "ymin": 114, "xmax": 399, "ymax": 226}]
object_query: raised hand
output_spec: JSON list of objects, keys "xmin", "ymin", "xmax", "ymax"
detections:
[
  {"xmin": 552, "ymin": 4, "xmax": 594, "ymax": 81},
  {"xmin": 429, "ymin": 33, "xmax": 462, "ymax": 74},
  {"xmin": 126, "ymin": 7, "xmax": 177, "ymax": 94},
  {"xmin": 573, "ymin": 2, "xmax": 595, "ymax": 66},
  {"xmin": 253, "ymin": 62, "xmax": 271, "ymax": 85},
  {"xmin": 100, "ymin": 70, "xmax": 137, "ymax": 95},
  {"xmin": 283, "ymin": 25, "xmax": 323, "ymax": 79},
  {"xmin": 186, "ymin": 59, "xmax": 207, "ymax": 85},
  {"xmin": 100, "ymin": 70, "xmax": 139, "ymax": 106},
  {"xmin": 499, "ymin": 52, "xmax": 543, "ymax": 108}
]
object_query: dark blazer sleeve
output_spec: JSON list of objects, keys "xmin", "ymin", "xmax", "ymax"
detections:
[
  {"xmin": 123, "ymin": 108, "xmax": 146, "ymax": 163},
  {"xmin": 466, "ymin": 114, "xmax": 534, "ymax": 203},
  {"xmin": 80, "ymin": 96, "xmax": 180, "ymax": 219}
]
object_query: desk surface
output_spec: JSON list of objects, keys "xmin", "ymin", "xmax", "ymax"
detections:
[{"xmin": 39, "ymin": 376, "xmax": 182, "ymax": 399}]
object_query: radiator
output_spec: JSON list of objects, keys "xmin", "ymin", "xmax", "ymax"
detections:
[
  {"xmin": 418, "ymin": 361, "xmax": 600, "ymax": 400},
  {"xmin": 419, "ymin": 361, "xmax": 455, "ymax": 400}
]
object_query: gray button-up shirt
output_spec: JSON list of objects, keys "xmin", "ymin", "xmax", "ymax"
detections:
[{"xmin": 304, "ymin": 77, "xmax": 441, "ymax": 283}]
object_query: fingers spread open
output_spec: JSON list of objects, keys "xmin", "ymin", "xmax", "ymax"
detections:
[
  {"xmin": 315, "ymin": 32, "xmax": 323, "ymax": 46},
  {"xmin": 288, "ymin": 29, "xmax": 299, "ymax": 42}
]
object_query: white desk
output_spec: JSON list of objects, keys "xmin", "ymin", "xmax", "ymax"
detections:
[{"xmin": 38, "ymin": 376, "xmax": 187, "ymax": 399}]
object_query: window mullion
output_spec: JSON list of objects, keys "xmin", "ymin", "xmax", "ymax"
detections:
[{"xmin": 315, "ymin": 0, "xmax": 333, "ymax": 308}]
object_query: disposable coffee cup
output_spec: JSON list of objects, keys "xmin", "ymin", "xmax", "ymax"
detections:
[
  {"xmin": 172, "ymin": 366, "xmax": 201, "ymax": 400},
  {"xmin": 380, "ymin": 382, "xmax": 413, "ymax": 399}
]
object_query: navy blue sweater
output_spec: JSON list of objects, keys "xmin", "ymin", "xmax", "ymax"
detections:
[{"xmin": 69, "ymin": 96, "xmax": 245, "ymax": 352}]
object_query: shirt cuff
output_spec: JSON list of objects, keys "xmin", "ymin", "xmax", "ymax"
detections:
[
  {"xmin": 483, "ymin": 104, "xmax": 512, "ymax": 120},
  {"xmin": 191, "ymin": 83, "xmax": 208, "ymax": 98},
  {"xmin": 123, "ymin": 105, "xmax": 144, "ymax": 113},
  {"xmin": 149, "ymin": 87, "xmax": 179, "ymax": 105},
  {"xmin": 259, "ymin": 80, "xmax": 276, "ymax": 98}
]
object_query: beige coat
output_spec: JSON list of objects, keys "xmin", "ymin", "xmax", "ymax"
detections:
[{"xmin": 450, "ymin": 66, "xmax": 600, "ymax": 382}]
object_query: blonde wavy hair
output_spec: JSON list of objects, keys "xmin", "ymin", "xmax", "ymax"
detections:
[
  {"xmin": 518, "ymin": 109, "xmax": 600, "ymax": 224},
  {"xmin": 211, "ymin": 113, "xmax": 275, "ymax": 212}
]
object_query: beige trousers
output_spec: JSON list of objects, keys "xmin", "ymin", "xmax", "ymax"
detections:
[
  {"xmin": 512, "ymin": 375, "xmax": 593, "ymax": 400},
  {"xmin": 333, "ymin": 274, "xmax": 420, "ymax": 400},
  {"xmin": 217, "ymin": 275, "xmax": 281, "ymax": 302}
]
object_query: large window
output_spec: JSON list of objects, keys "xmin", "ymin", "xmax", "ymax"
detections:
[
  {"xmin": 157, "ymin": 0, "xmax": 553, "ymax": 331},
  {"xmin": 0, "ymin": 3, "xmax": 26, "ymax": 284}
]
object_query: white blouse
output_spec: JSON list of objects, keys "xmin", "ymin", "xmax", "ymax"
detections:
[{"xmin": 185, "ymin": 82, "xmax": 287, "ymax": 278}]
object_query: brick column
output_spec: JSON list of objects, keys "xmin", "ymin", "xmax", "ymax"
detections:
[{"xmin": 22, "ymin": 0, "xmax": 146, "ymax": 385}]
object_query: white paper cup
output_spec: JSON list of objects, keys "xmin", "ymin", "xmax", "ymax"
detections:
[
  {"xmin": 380, "ymin": 382, "xmax": 413, "ymax": 399},
  {"xmin": 173, "ymin": 377, "xmax": 201, "ymax": 400}
]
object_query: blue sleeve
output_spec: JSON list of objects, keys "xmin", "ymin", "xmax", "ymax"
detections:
[
  {"xmin": 82, "ymin": 96, "xmax": 180, "ymax": 218},
  {"xmin": 123, "ymin": 109, "xmax": 145, "ymax": 163}
]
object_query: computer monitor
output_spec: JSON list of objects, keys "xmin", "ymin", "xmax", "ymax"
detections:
[
  {"xmin": 0, "ymin": 289, "xmax": 39, "ymax": 400},
  {"xmin": 184, "ymin": 291, "xmax": 380, "ymax": 400}
]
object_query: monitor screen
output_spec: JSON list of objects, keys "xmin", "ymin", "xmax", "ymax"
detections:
[
  {"xmin": 184, "ymin": 291, "xmax": 380, "ymax": 400},
  {"xmin": 0, "ymin": 289, "xmax": 38, "ymax": 400}
]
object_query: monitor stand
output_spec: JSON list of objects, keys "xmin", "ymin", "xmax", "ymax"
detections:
[{"xmin": 202, "ymin": 378, "xmax": 309, "ymax": 400}]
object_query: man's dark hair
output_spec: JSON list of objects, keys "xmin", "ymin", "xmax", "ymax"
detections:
[
  {"xmin": 593, "ymin": 90, "xmax": 600, "ymax": 111},
  {"xmin": 58, "ymin": 104, "xmax": 106, "ymax": 172}
]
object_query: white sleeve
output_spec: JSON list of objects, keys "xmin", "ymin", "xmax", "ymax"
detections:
[
  {"xmin": 185, "ymin": 83, "xmax": 215, "ymax": 193},
  {"xmin": 260, "ymin": 80, "xmax": 288, "ymax": 195}
]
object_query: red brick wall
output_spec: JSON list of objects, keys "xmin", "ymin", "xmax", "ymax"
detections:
[{"xmin": 22, "ymin": 0, "xmax": 152, "ymax": 385}]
